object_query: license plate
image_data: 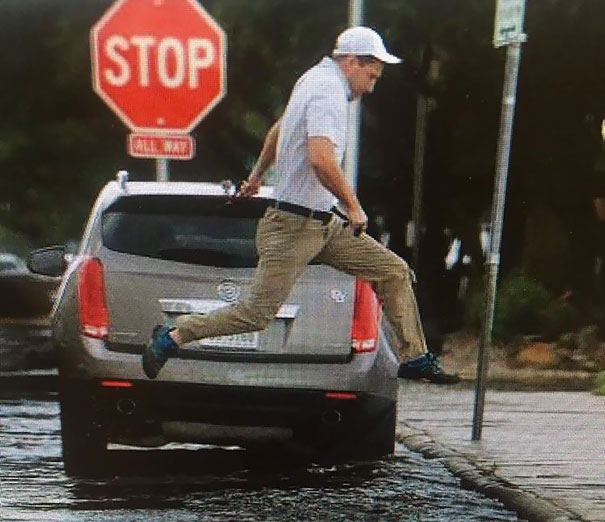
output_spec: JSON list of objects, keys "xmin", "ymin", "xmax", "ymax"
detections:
[
  {"xmin": 200, "ymin": 331, "xmax": 260, "ymax": 349},
  {"xmin": 164, "ymin": 313, "xmax": 260, "ymax": 350}
]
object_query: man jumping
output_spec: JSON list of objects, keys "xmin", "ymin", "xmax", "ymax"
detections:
[{"xmin": 143, "ymin": 26, "xmax": 459, "ymax": 385}]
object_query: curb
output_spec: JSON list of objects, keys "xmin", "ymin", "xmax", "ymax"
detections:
[{"xmin": 396, "ymin": 423, "xmax": 585, "ymax": 522}]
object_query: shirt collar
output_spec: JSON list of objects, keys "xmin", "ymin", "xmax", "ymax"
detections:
[{"xmin": 321, "ymin": 56, "xmax": 353, "ymax": 101}]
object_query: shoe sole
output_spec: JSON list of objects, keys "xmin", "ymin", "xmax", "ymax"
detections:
[
  {"xmin": 142, "ymin": 346, "xmax": 161, "ymax": 379},
  {"xmin": 398, "ymin": 372, "xmax": 460, "ymax": 384},
  {"xmin": 142, "ymin": 325, "xmax": 174, "ymax": 379}
]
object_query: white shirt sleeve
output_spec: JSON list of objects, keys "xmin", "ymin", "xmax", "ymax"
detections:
[{"xmin": 305, "ymin": 85, "xmax": 346, "ymax": 147}]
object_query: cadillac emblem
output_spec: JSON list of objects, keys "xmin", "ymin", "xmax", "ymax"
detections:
[{"xmin": 217, "ymin": 281, "xmax": 242, "ymax": 303}]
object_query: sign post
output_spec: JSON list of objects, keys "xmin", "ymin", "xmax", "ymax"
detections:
[
  {"xmin": 472, "ymin": 0, "xmax": 527, "ymax": 441},
  {"xmin": 91, "ymin": 0, "xmax": 227, "ymax": 180}
]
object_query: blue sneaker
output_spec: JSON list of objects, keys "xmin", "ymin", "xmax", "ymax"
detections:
[
  {"xmin": 142, "ymin": 325, "xmax": 178, "ymax": 379},
  {"xmin": 398, "ymin": 352, "xmax": 460, "ymax": 384}
]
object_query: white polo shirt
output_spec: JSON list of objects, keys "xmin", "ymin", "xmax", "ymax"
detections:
[{"xmin": 274, "ymin": 57, "xmax": 352, "ymax": 212}]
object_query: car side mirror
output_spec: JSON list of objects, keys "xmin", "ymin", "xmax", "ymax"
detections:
[{"xmin": 28, "ymin": 246, "xmax": 67, "ymax": 277}]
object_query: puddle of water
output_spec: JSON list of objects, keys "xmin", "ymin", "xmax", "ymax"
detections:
[{"xmin": 0, "ymin": 393, "xmax": 519, "ymax": 522}]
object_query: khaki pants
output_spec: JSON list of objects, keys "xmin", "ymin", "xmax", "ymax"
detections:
[{"xmin": 177, "ymin": 207, "xmax": 427, "ymax": 360}]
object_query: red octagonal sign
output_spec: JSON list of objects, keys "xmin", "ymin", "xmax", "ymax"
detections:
[{"xmin": 91, "ymin": 0, "xmax": 226, "ymax": 133}]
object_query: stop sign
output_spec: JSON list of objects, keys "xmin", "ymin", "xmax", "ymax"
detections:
[{"xmin": 91, "ymin": 0, "xmax": 226, "ymax": 133}]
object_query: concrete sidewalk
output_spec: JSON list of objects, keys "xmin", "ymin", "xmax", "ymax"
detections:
[{"xmin": 395, "ymin": 382, "xmax": 604, "ymax": 522}]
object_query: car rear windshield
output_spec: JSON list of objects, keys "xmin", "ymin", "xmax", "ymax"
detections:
[{"xmin": 102, "ymin": 195, "xmax": 271, "ymax": 268}]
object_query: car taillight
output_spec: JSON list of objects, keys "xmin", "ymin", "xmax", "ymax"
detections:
[
  {"xmin": 100, "ymin": 380, "xmax": 133, "ymax": 388},
  {"xmin": 325, "ymin": 391, "xmax": 357, "ymax": 400},
  {"xmin": 77, "ymin": 257, "xmax": 109, "ymax": 339},
  {"xmin": 351, "ymin": 279, "xmax": 382, "ymax": 353}
]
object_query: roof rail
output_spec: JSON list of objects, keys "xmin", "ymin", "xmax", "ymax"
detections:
[{"xmin": 116, "ymin": 170, "xmax": 129, "ymax": 190}]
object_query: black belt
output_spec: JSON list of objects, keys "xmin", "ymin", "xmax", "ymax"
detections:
[{"xmin": 271, "ymin": 200, "xmax": 333, "ymax": 225}]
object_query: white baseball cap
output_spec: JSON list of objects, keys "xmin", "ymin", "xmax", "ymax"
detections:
[{"xmin": 333, "ymin": 26, "xmax": 402, "ymax": 64}]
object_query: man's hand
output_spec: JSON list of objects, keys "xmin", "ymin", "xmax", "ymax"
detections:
[
  {"xmin": 346, "ymin": 204, "xmax": 368, "ymax": 236},
  {"xmin": 307, "ymin": 137, "xmax": 368, "ymax": 236},
  {"xmin": 237, "ymin": 172, "xmax": 262, "ymax": 198}
]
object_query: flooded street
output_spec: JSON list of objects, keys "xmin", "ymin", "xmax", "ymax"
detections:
[{"xmin": 1, "ymin": 385, "xmax": 519, "ymax": 521}]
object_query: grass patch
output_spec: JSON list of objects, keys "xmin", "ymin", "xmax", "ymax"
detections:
[{"xmin": 592, "ymin": 371, "xmax": 605, "ymax": 396}]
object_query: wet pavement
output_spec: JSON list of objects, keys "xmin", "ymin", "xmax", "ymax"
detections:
[
  {"xmin": 0, "ymin": 382, "xmax": 520, "ymax": 522},
  {"xmin": 0, "ymin": 318, "xmax": 55, "ymax": 371},
  {"xmin": 397, "ymin": 382, "xmax": 605, "ymax": 522}
]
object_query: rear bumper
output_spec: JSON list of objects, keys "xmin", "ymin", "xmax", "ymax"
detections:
[
  {"xmin": 58, "ymin": 333, "xmax": 398, "ymax": 395},
  {"xmin": 62, "ymin": 378, "xmax": 396, "ymax": 449}
]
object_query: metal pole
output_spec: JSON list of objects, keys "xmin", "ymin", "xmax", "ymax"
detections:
[
  {"xmin": 344, "ymin": 0, "xmax": 364, "ymax": 190},
  {"xmin": 472, "ymin": 42, "xmax": 522, "ymax": 440},
  {"xmin": 347, "ymin": 0, "xmax": 363, "ymax": 30},
  {"xmin": 156, "ymin": 158, "xmax": 169, "ymax": 181},
  {"xmin": 411, "ymin": 94, "xmax": 429, "ymax": 270}
]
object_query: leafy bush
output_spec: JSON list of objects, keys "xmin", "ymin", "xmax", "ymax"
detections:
[
  {"xmin": 593, "ymin": 371, "xmax": 605, "ymax": 396},
  {"xmin": 464, "ymin": 272, "xmax": 577, "ymax": 342},
  {"xmin": 540, "ymin": 297, "xmax": 579, "ymax": 339}
]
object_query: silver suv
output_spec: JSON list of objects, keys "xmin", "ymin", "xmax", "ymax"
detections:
[{"xmin": 29, "ymin": 172, "xmax": 399, "ymax": 476}]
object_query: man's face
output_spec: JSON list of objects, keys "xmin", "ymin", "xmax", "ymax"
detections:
[{"xmin": 348, "ymin": 57, "xmax": 384, "ymax": 98}]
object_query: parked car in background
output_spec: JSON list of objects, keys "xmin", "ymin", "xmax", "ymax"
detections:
[
  {"xmin": 0, "ymin": 253, "xmax": 28, "ymax": 273},
  {"xmin": 0, "ymin": 252, "xmax": 59, "ymax": 319},
  {"xmin": 29, "ymin": 172, "xmax": 399, "ymax": 476},
  {"xmin": 0, "ymin": 253, "xmax": 59, "ymax": 370}
]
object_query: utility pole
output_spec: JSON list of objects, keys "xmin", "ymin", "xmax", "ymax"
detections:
[
  {"xmin": 410, "ymin": 45, "xmax": 439, "ymax": 271},
  {"xmin": 411, "ymin": 94, "xmax": 429, "ymax": 271},
  {"xmin": 472, "ymin": 0, "xmax": 527, "ymax": 441},
  {"xmin": 344, "ymin": 0, "xmax": 364, "ymax": 190}
]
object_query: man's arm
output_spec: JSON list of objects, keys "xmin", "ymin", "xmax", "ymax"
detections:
[
  {"xmin": 238, "ymin": 119, "xmax": 281, "ymax": 198},
  {"xmin": 307, "ymin": 137, "xmax": 368, "ymax": 229}
]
